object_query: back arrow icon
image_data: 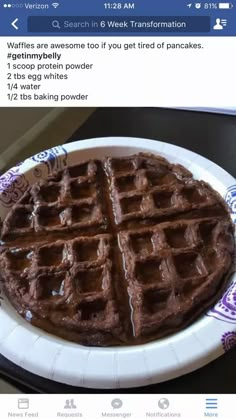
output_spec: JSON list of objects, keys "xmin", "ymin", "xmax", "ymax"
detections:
[{"xmin": 11, "ymin": 18, "xmax": 19, "ymax": 30}]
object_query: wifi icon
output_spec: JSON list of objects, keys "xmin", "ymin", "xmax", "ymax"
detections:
[{"xmin": 52, "ymin": 2, "xmax": 60, "ymax": 8}]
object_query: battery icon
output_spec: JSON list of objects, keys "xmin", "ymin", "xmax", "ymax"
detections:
[{"xmin": 219, "ymin": 2, "xmax": 233, "ymax": 8}]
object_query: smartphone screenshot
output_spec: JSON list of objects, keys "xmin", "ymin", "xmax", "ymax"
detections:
[{"xmin": 0, "ymin": 0, "xmax": 235, "ymax": 417}]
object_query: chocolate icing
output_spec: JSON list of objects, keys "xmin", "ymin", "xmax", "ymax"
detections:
[{"xmin": 0, "ymin": 153, "xmax": 234, "ymax": 346}]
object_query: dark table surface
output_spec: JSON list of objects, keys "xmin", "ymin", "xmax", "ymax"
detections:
[{"xmin": 0, "ymin": 107, "xmax": 236, "ymax": 393}]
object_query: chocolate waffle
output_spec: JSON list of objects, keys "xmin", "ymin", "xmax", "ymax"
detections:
[{"xmin": 0, "ymin": 153, "xmax": 234, "ymax": 346}]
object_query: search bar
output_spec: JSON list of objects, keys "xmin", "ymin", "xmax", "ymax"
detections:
[{"xmin": 28, "ymin": 16, "xmax": 210, "ymax": 33}]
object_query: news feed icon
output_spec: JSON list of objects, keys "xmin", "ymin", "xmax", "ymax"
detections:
[{"xmin": 18, "ymin": 399, "xmax": 29, "ymax": 409}]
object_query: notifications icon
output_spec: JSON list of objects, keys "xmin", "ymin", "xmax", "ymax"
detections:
[
  {"xmin": 158, "ymin": 398, "xmax": 170, "ymax": 410},
  {"xmin": 111, "ymin": 399, "xmax": 123, "ymax": 409}
]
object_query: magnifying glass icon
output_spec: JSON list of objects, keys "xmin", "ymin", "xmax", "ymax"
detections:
[{"xmin": 52, "ymin": 20, "xmax": 61, "ymax": 29}]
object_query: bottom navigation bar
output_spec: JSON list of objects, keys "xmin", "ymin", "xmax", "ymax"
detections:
[{"xmin": 0, "ymin": 394, "xmax": 233, "ymax": 419}]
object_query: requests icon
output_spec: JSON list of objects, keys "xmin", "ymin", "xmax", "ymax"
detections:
[{"xmin": 64, "ymin": 399, "xmax": 77, "ymax": 409}]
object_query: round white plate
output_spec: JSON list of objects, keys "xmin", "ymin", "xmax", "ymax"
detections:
[{"xmin": 0, "ymin": 137, "xmax": 236, "ymax": 389}]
